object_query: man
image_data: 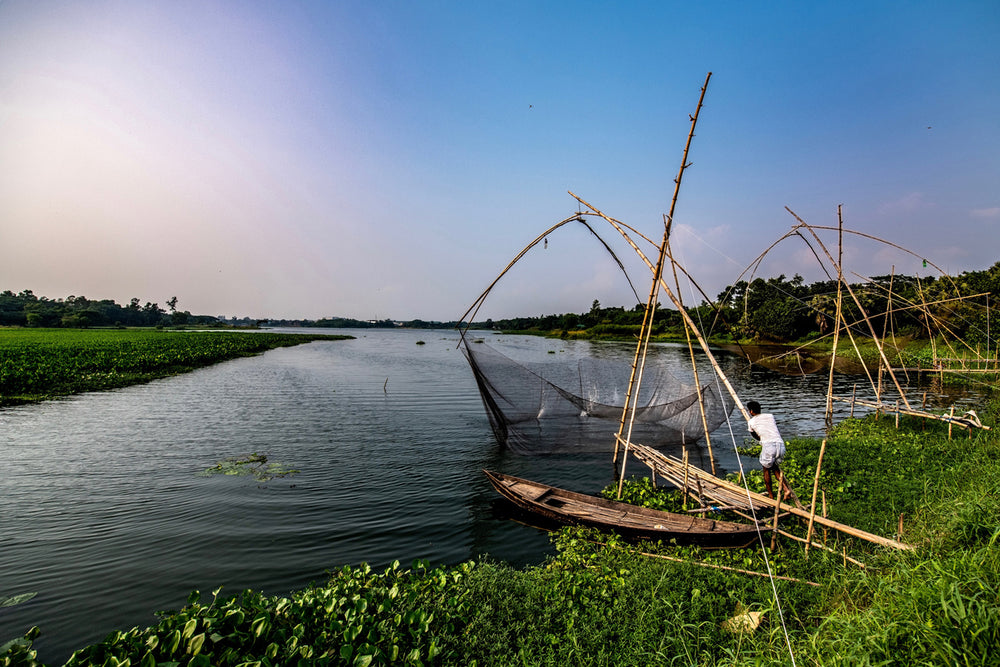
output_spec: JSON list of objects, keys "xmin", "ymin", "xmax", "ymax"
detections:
[{"xmin": 746, "ymin": 400, "xmax": 790, "ymax": 500}]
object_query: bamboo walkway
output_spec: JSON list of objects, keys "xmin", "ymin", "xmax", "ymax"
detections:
[{"xmin": 627, "ymin": 441, "xmax": 914, "ymax": 551}]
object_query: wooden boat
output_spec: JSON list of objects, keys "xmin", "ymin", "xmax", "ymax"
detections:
[{"xmin": 484, "ymin": 470, "xmax": 766, "ymax": 549}]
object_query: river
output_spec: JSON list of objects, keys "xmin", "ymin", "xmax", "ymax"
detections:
[{"xmin": 0, "ymin": 328, "xmax": 982, "ymax": 663}]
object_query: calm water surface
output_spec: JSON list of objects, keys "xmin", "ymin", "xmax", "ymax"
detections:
[{"xmin": 0, "ymin": 328, "xmax": 979, "ymax": 663}]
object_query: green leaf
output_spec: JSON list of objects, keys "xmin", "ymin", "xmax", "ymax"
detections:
[
  {"xmin": 181, "ymin": 618, "xmax": 198, "ymax": 641},
  {"xmin": 251, "ymin": 616, "xmax": 269, "ymax": 638},
  {"xmin": 0, "ymin": 592, "xmax": 37, "ymax": 609},
  {"xmin": 187, "ymin": 632, "xmax": 205, "ymax": 655},
  {"xmin": 0, "ymin": 637, "xmax": 30, "ymax": 654},
  {"xmin": 167, "ymin": 629, "xmax": 181, "ymax": 654}
]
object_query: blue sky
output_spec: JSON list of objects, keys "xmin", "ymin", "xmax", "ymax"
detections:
[{"xmin": 1, "ymin": 1, "xmax": 997, "ymax": 321}]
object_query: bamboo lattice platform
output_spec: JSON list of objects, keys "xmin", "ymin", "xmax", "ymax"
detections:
[{"xmin": 626, "ymin": 441, "xmax": 914, "ymax": 550}]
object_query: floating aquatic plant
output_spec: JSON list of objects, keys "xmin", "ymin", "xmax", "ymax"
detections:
[
  {"xmin": 199, "ymin": 453, "xmax": 299, "ymax": 482},
  {"xmin": 0, "ymin": 592, "xmax": 36, "ymax": 609}
]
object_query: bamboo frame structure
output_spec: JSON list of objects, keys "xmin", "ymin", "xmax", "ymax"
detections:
[
  {"xmin": 786, "ymin": 210, "xmax": 913, "ymax": 410},
  {"xmin": 464, "ymin": 72, "xmax": 997, "ymax": 577}
]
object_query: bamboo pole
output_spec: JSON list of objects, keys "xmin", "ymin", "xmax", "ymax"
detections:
[
  {"xmin": 877, "ymin": 267, "xmax": 895, "ymax": 398},
  {"xmin": 770, "ymin": 488, "xmax": 782, "ymax": 550},
  {"xmin": 637, "ymin": 549, "xmax": 822, "ymax": 586},
  {"xmin": 457, "ymin": 213, "xmax": 595, "ymax": 330},
  {"xmin": 828, "ymin": 396, "xmax": 990, "ymax": 431},
  {"xmin": 682, "ymin": 447, "xmax": 690, "ymax": 511},
  {"xmin": 616, "ymin": 72, "xmax": 712, "ymax": 498},
  {"xmin": 825, "ymin": 208, "xmax": 845, "ymax": 429},
  {"xmin": 774, "ymin": 528, "xmax": 867, "ymax": 568},
  {"xmin": 916, "ymin": 275, "xmax": 939, "ymax": 372},
  {"xmin": 804, "ymin": 439, "xmax": 828, "ymax": 557},
  {"xmin": 822, "ymin": 490, "xmax": 828, "ymax": 546}
]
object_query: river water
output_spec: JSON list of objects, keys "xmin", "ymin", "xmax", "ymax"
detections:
[{"xmin": 0, "ymin": 328, "xmax": 982, "ymax": 663}]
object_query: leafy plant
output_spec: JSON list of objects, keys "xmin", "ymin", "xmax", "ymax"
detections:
[{"xmin": 198, "ymin": 453, "xmax": 299, "ymax": 482}]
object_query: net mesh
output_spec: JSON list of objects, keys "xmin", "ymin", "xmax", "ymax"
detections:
[{"xmin": 462, "ymin": 339, "xmax": 738, "ymax": 454}]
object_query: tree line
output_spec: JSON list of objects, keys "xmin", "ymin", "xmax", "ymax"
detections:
[
  {"xmin": 4, "ymin": 261, "xmax": 998, "ymax": 342},
  {"xmin": 0, "ymin": 290, "xmax": 215, "ymax": 328},
  {"xmin": 475, "ymin": 262, "xmax": 1000, "ymax": 345},
  {"xmin": 0, "ymin": 291, "xmax": 463, "ymax": 330}
]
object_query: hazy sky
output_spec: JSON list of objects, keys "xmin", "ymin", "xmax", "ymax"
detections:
[{"xmin": 2, "ymin": 1, "xmax": 998, "ymax": 321}]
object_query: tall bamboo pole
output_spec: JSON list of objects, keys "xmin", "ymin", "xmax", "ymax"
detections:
[
  {"xmin": 877, "ymin": 267, "xmax": 895, "ymax": 400},
  {"xmin": 616, "ymin": 72, "xmax": 712, "ymax": 498},
  {"xmin": 825, "ymin": 207, "xmax": 844, "ymax": 428}
]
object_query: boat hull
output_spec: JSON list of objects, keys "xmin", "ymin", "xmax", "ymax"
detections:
[{"xmin": 484, "ymin": 469, "xmax": 765, "ymax": 549}]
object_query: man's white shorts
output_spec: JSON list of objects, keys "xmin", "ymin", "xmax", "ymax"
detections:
[{"xmin": 760, "ymin": 440, "xmax": 786, "ymax": 469}]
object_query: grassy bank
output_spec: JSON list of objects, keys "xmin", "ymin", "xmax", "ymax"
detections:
[
  {"xmin": 3, "ymin": 393, "xmax": 996, "ymax": 665},
  {"xmin": 0, "ymin": 328, "xmax": 352, "ymax": 406}
]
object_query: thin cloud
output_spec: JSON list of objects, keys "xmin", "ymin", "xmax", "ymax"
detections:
[
  {"xmin": 877, "ymin": 192, "xmax": 933, "ymax": 216},
  {"xmin": 970, "ymin": 207, "xmax": 1000, "ymax": 219}
]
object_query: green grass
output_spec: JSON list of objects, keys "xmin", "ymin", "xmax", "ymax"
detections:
[{"xmin": 0, "ymin": 328, "xmax": 351, "ymax": 406}]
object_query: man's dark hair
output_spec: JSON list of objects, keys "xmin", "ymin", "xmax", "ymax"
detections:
[{"xmin": 747, "ymin": 400, "xmax": 761, "ymax": 414}]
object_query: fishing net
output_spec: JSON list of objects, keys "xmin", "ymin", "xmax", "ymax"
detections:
[{"xmin": 462, "ymin": 339, "xmax": 739, "ymax": 454}]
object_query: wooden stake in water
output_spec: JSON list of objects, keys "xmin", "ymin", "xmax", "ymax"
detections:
[
  {"xmin": 805, "ymin": 439, "xmax": 828, "ymax": 558},
  {"xmin": 822, "ymin": 490, "xmax": 829, "ymax": 546},
  {"xmin": 682, "ymin": 447, "xmax": 690, "ymax": 511},
  {"xmin": 770, "ymin": 478, "xmax": 783, "ymax": 550}
]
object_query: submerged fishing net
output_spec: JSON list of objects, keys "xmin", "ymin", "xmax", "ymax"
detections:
[{"xmin": 462, "ymin": 339, "xmax": 738, "ymax": 454}]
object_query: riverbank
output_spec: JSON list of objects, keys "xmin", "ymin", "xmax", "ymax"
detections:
[
  {"xmin": 0, "ymin": 328, "xmax": 352, "ymax": 406},
  {"xmin": 3, "ymin": 391, "xmax": 996, "ymax": 665},
  {"xmin": 498, "ymin": 326, "xmax": 1000, "ymax": 383}
]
